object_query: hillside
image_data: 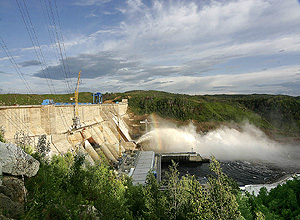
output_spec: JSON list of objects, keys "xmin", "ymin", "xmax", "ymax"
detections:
[
  {"xmin": 0, "ymin": 92, "xmax": 93, "ymax": 106},
  {"xmin": 108, "ymin": 91, "xmax": 300, "ymax": 137},
  {"xmin": 1, "ymin": 91, "xmax": 299, "ymax": 138}
]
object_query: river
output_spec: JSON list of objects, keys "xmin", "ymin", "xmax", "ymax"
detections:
[{"xmin": 161, "ymin": 160, "xmax": 294, "ymax": 186}]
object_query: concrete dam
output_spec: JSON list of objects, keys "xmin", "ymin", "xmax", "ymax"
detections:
[{"xmin": 0, "ymin": 99, "xmax": 136, "ymax": 164}]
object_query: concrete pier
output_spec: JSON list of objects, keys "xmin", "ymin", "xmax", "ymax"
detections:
[{"xmin": 158, "ymin": 152, "xmax": 210, "ymax": 163}]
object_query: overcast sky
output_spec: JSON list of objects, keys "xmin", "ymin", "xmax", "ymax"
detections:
[{"xmin": 1, "ymin": 0, "xmax": 300, "ymax": 95}]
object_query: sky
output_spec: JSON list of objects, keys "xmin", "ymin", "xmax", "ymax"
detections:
[{"xmin": 1, "ymin": 0, "xmax": 300, "ymax": 95}]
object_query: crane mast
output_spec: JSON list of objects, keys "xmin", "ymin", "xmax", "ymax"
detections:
[{"xmin": 71, "ymin": 70, "xmax": 81, "ymax": 129}]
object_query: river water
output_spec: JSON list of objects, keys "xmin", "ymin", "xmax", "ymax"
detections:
[{"xmin": 161, "ymin": 160, "xmax": 293, "ymax": 186}]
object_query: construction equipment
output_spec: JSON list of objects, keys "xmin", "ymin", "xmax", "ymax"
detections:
[
  {"xmin": 70, "ymin": 71, "xmax": 81, "ymax": 129},
  {"xmin": 118, "ymin": 115, "xmax": 122, "ymax": 158}
]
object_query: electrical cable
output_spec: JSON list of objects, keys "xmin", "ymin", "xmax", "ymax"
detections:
[
  {"xmin": 16, "ymin": 0, "xmax": 55, "ymax": 94},
  {"xmin": 0, "ymin": 36, "xmax": 33, "ymax": 94},
  {"xmin": 47, "ymin": 0, "xmax": 73, "ymax": 92}
]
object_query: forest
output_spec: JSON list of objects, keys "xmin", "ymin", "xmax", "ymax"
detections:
[
  {"xmin": 113, "ymin": 90, "xmax": 300, "ymax": 136},
  {"xmin": 20, "ymin": 150, "xmax": 300, "ymax": 219}
]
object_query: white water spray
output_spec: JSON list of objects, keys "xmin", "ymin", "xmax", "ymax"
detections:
[{"xmin": 137, "ymin": 122, "xmax": 300, "ymax": 168}]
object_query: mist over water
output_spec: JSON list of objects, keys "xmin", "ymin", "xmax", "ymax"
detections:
[{"xmin": 137, "ymin": 122, "xmax": 300, "ymax": 170}]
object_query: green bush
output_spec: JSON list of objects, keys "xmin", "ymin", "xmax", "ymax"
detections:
[
  {"xmin": 23, "ymin": 153, "xmax": 130, "ymax": 219},
  {"xmin": 23, "ymin": 154, "xmax": 243, "ymax": 220}
]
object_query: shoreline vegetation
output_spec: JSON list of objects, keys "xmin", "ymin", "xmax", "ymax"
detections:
[{"xmin": 20, "ymin": 151, "xmax": 300, "ymax": 219}]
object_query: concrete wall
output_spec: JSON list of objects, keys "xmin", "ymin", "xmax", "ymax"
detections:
[
  {"xmin": 0, "ymin": 102, "xmax": 128, "ymax": 140},
  {"xmin": 0, "ymin": 101, "xmax": 133, "ymax": 163}
]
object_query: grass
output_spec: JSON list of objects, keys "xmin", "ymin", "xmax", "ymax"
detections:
[{"xmin": 0, "ymin": 92, "xmax": 93, "ymax": 106}]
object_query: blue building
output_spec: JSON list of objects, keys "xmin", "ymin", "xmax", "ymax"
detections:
[
  {"xmin": 41, "ymin": 99, "xmax": 54, "ymax": 105},
  {"xmin": 92, "ymin": 92, "xmax": 103, "ymax": 104}
]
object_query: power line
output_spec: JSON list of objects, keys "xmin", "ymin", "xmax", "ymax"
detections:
[
  {"xmin": 39, "ymin": 0, "xmax": 69, "ymax": 93},
  {"xmin": 53, "ymin": 0, "xmax": 73, "ymax": 91},
  {"xmin": 16, "ymin": 0, "xmax": 55, "ymax": 94},
  {"xmin": 0, "ymin": 35, "xmax": 33, "ymax": 94},
  {"xmin": 12, "ymin": 0, "xmax": 73, "ymax": 130},
  {"xmin": 46, "ymin": 0, "xmax": 73, "ymax": 93},
  {"xmin": 0, "ymin": 111, "xmax": 31, "ymax": 134},
  {"xmin": 16, "ymin": 0, "xmax": 71, "ymax": 129},
  {"xmin": 7, "ymin": 109, "xmax": 34, "ymax": 134},
  {"xmin": 21, "ymin": 0, "xmax": 57, "ymax": 94},
  {"xmin": 37, "ymin": 0, "xmax": 73, "ymax": 127}
]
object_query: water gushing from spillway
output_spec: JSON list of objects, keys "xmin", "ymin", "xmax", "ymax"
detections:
[{"xmin": 137, "ymin": 122, "xmax": 300, "ymax": 170}]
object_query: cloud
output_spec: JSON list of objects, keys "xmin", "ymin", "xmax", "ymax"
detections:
[
  {"xmin": 19, "ymin": 60, "xmax": 41, "ymax": 67},
  {"xmin": 58, "ymin": 0, "xmax": 300, "ymax": 69},
  {"xmin": 73, "ymin": 0, "xmax": 111, "ymax": 6},
  {"xmin": 117, "ymin": 0, "xmax": 300, "ymax": 60},
  {"xmin": 0, "ymin": 57, "xmax": 10, "ymax": 61},
  {"xmin": 33, "ymin": 52, "xmax": 141, "ymax": 80},
  {"xmin": 5, "ymin": 0, "xmax": 300, "ymax": 95},
  {"xmin": 31, "ymin": 64, "xmax": 300, "ymax": 96},
  {"xmin": 122, "ymin": 65, "xmax": 300, "ymax": 95},
  {"xmin": 255, "ymin": 80, "xmax": 300, "ymax": 95},
  {"xmin": 86, "ymin": 11, "xmax": 98, "ymax": 18},
  {"xmin": 0, "ymin": 70, "xmax": 13, "ymax": 76},
  {"xmin": 76, "ymin": 0, "xmax": 300, "ymax": 77}
]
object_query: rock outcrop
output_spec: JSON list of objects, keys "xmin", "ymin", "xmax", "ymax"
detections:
[
  {"xmin": 0, "ymin": 189, "xmax": 24, "ymax": 219},
  {"xmin": 0, "ymin": 142, "xmax": 39, "ymax": 177},
  {"xmin": 0, "ymin": 141, "xmax": 40, "ymax": 219}
]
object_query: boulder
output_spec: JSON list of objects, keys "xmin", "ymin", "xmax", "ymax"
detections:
[
  {"xmin": 0, "ymin": 193, "xmax": 24, "ymax": 219},
  {"xmin": 0, "ymin": 142, "xmax": 39, "ymax": 177},
  {"xmin": 0, "ymin": 176, "xmax": 27, "ymax": 219},
  {"xmin": 0, "ymin": 185, "xmax": 16, "ymax": 203},
  {"xmin": 2, "ymin": 176, "xmax": 27, "ymax": 205}
]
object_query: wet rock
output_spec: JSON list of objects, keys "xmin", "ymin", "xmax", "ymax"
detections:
[
  {"xmin": 0, "ymin": 142, "xmax": 39, "ymax": 177},
  {"xmin": 0, "ymin": 193, "xmax": 24, "ymax": 219},
  {"xmin": 0, "ymin": 185, "xmax": 16, "ymax": 203},
  {"xmin": 2, "ymin": 176, "xmax": 27, "ymax": 205}
]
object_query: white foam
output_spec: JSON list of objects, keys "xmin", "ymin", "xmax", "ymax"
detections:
[{"xmin": 137, "ymin": 122, "xmax": 300, "ymax": 168}]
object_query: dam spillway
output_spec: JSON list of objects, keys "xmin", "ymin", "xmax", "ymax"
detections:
[
  {"xmin": 0, "ymin": 100, "xmax": 211, "ymax": 184},
  {"xmin": 0, "ymin": 99, "xmax": 136, "ymax": 164}
]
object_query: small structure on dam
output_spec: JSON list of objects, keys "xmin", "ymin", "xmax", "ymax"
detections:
[{"xmin": 159, "ymin": 152, "xmax": 210, "ymax": 163}]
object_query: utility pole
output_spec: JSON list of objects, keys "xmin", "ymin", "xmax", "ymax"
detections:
[{"xmin": 140, "ymin": 119, "xmax": 153, "ymax": 132}]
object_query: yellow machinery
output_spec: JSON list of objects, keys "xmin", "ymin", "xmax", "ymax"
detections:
[
  {"xmin": 118, "ymin": 116, "xmax": 122, "ymax": 158},
  {"xmin": 70, "ymin": 71, "xmax": 81, "ymax": 129}
]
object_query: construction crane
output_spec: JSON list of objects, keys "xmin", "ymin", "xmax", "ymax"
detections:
[
  {"xmin": 118, "ymin": 115, "xmax": 122, "ymax": 158},
  {"xmin": 70, "ymin": 70, "xmax": 81, "ymax": 129}
]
